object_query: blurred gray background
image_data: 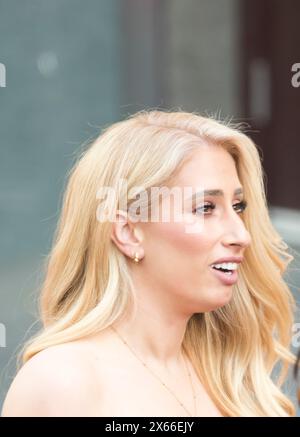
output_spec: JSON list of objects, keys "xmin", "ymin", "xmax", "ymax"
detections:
[{"xmin": 1, "ymin": 0, "xmax": 299, "ymax": 415}]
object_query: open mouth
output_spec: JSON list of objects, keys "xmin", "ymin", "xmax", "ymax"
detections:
[
  {"xmin": 210, "ymin": 264, "xmax": 238, "ymax": 285},
  {"xmin": 212, "ymin": 266, "xmax": 234, "ymax": 275}
]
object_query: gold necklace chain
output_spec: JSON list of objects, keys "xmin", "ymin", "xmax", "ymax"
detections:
[{"xmin": 111, "ymin": 326, "xmax": 197, "ymax": 417}]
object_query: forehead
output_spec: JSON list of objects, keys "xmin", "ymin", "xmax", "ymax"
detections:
[{"xmin": 174, "ymin": 144, "xmax": 240, "ymax": 190}]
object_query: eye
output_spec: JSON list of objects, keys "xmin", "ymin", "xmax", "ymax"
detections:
[
  {"xmin": 193, "ymin": 200, "xmax": 248, "ymax": 215},
  {"xmin": 233, "ymin": 200, "xmax": 248, "ymax": 213}
]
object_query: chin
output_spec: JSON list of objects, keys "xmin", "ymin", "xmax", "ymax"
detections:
[{"xmin": 205, "ymin": 287, "xmax": 233, "ymax": 311}]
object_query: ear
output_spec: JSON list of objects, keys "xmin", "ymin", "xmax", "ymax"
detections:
[{"xmin": 110, "ymin": 209, "xmax": 145, "ymax": 260}]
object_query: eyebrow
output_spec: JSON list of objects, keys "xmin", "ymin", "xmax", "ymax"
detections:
[{"xmin": 190, "ymin": 187, "xmax": 244, "ymax": 202}]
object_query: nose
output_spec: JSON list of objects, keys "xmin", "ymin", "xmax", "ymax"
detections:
[{"xmin": 221, "ymin": 211, "xmax": 252, "ymax": 249}]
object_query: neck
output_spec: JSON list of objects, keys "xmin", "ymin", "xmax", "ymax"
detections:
[
  {"xmin": 111, "ymin": 302, "xmax": 192, "ymax": 372},
  {"xmin": 110, "ymin": 259, "xmax": 195, "ymax": 372}
]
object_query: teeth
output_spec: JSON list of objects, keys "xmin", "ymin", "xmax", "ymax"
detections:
[{"xmin": 211, "ymin": 262, "xmax": 238, "ymax": 270}]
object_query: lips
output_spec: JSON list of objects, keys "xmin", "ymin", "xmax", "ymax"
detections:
[{"xmin": 210, "ymin": 256, "xmax": 243, "ymax": 266}]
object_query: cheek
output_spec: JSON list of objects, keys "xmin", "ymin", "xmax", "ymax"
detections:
[{"xmin": 148, "ymin": 221, "xmax": 214, "ymax": 261}]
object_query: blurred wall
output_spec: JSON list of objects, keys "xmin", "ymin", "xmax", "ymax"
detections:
[
  {"xmin": 0, "ymin": 0, "xmax": 122, "ymax": 407},
  {"xmin": 166, "ymin": 0, "xmax": 241, "ymax": 116}
]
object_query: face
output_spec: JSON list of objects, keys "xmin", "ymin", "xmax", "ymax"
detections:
[{"xmin": 132, "ymin": 145, "xmax": 252, "ymax": 313}]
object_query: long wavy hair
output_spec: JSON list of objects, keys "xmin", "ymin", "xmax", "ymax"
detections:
[{"xmin": 21, "ymin": 109, "xmax": 296, "ymax": 416}]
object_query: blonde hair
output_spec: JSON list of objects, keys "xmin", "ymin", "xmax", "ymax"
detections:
[{"xmin": 21, "ymin": 109, "xmax": 296, "ymax": 416}]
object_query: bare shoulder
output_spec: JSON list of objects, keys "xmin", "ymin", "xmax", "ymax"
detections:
[{"xmin": 1, "ymin": 340, "xmax": 101, "ymax": 417}]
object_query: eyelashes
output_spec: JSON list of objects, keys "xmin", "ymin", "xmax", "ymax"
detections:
[{"xmin": 193, "ymin": 200, "xmax": 248, "ymax": 215}]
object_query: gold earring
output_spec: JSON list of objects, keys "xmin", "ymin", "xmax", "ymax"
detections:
[{"xmin": 133, "ymin": 252, "xmax": 140, "ymax": 263}]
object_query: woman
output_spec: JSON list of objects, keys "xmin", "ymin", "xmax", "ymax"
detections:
[{"xmin": 1, "ymin": 110, "xmax": 296, "ymax": 416}]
